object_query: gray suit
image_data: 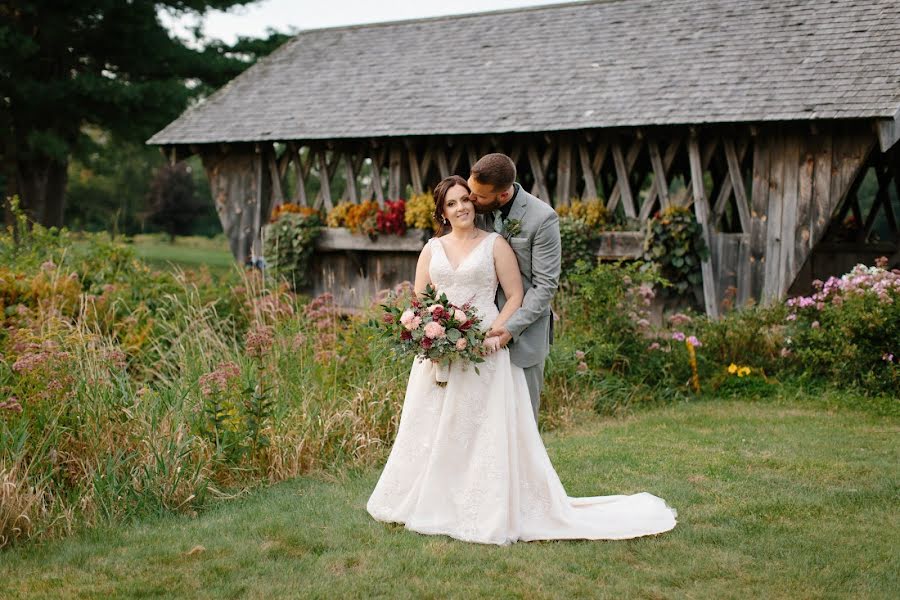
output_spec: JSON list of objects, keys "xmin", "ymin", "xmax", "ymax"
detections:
[{"xmin": 480, "ymin": 184, "xmax": 562, "ymax": 423}]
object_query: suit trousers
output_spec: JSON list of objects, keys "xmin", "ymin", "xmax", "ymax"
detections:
[{"xmin": 522, "ymin": 360, "xmax": 545, "ymax": 424}]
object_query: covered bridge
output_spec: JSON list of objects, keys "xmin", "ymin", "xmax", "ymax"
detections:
[{"xmin": 149, "ymin": 0, "xmax": 900, "ymax": 315}]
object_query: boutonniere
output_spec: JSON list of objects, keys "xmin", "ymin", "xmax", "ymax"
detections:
[{"xmin": 502, "ymin": 219, "xmax": 522, "ymax": 240}]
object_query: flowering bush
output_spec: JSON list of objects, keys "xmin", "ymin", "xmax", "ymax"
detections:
[
  {"xmin": 782, "ymin": 258, "xmax": 899, "ymax": 392},
  {"xmin": 556, "ymin": 199, "xmax": 610, "ymax": 228},
  {"xmin": 345, "ymin": 200, "xmax": 380, "ymax": 237},
  {"xmin": 376, "ymin": 199, "xmax": 407, "ymax": 236},
  {"xmin": 270, "ymin": 203, "xmax": 320, "ymax": 223},
  {"xmin": 405, "ymin": 192, "xmax": 438, "ymax": 231},
  {"xmin": 326, "ymin": 201, "xmax": 354, "ymax": 228}
]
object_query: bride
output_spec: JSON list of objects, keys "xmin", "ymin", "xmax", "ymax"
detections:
[{"xmin": 366, "ymin": 175, "xmax": 677, "ymax": 545}]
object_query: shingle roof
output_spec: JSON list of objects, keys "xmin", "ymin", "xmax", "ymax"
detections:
[{"xmin": 148, "ymin": 0, "xmax": 900, "ymax": 145}]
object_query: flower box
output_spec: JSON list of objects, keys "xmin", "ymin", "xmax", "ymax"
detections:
[{"xmin": 314, "ymin": 227, "xmax": 429, "ymax": 252}]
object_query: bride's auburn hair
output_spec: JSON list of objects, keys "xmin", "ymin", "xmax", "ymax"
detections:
[{"xmin": 432, "ymin": 175, "xmax": 470, "ymax": 236}]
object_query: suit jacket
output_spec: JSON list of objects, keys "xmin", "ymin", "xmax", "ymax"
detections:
[{"xmin": 479, "ymin": 185, "xmax": 562, "ymax": 369}]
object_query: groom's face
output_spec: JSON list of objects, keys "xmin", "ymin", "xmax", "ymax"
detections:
[{"xmin": 467, "ymin": 177, "xmax": 507, "ymax": 213}]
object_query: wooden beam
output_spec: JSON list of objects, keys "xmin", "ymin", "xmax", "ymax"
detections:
[
  {"xmin": 555, "ymin": 137, "xmax": 573, "ymax": 206},
  {"xmin": 388, "ymin": 145, "xmax": 403, "ymax": 200},
  {"xmin": 315, "ymin": 149, "xmax": 335, "ymax": 211},
  {"xmin": 689, "ymin": 135, "xmax": 719, "ymax": 318},
  {"xmin": 527, "ymin": 143, "xmax": 550, "ymax": 201},
  {"xmin": 762, "ymin": 133, "xmax": 787, "ymax": 305},
  {"xmin": 749, "ymin": 136, "xmax": 771, "ymax": 302},
  {"xmin": 648, "ymin": 139, "xmax": 669, "ymax": 209},
  {"xmin": 724, "ymin": 138, "xmax": 752, "ymax": 233},
  {"xmin": 344, "ymin": 153, "xmax": 358, "ymax": 204},
  {"xmin": 435, "ymin": 145, "xmax": 450, "ymax": 179},
  {"xmin": 578, "ymin": 142, "xmax": 598, "ymax": 200},
  {"xmin": 640, "ymin": 137, "xmax": 681, "ymax": 221},
  {"xmin": 370, "ymin": 148, "xmax": 386, "ymax": 206},
  {"xmin": 408, "ymin": 148, "xmax": 424, "ymax": 195},
  {"xmin": 267, "ymin": 150, "xmax": 285, "ymax": 210},
  {"xmin": 876, "ymin": 107, "xmax": 900, "ymax": 152},
  {"xmin": 609, "ymin": 140, "xmax": 637, "ymax": 218},
  {"xmin": 290, "ymin": 144, "xmax": 308, "ymax": 207},
  {"xmin": 449, "ymin": 145, "xmax": 463, "ymax": 175}
]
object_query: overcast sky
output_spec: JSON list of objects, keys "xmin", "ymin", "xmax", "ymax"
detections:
[{"xmin": 160, "ymin": 0, "xmax": 568, "ymax": 44}]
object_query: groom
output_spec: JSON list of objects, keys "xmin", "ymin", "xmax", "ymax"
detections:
[{"xmin": 468, "ymin": 153, "xmax": 562, "ymax": 423}]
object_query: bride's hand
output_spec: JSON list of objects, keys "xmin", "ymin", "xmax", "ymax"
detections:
[{"xmin": 483, "ymin": 337, "xmax": 501, "ymax": 354}]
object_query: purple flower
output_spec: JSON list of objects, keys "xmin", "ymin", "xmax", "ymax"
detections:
[
  {"xmin": 671, "ymin": 331, "xmax": 686, "ymax": 342},
  {"xmin": 686, "ymin": 336, "xmax": 702, "ymax": 347}
]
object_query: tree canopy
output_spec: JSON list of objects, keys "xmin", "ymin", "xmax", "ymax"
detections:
[{"xmin": 0, "ymin": 1, "xmax": 291, "ymax": 226}]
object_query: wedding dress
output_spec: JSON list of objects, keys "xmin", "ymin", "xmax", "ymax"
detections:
[{"xmin": 366, "ymin": 232, "xmax": 677, "ymax": 544}]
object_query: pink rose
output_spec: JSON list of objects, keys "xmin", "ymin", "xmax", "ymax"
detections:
[
  {"xmin": 574, "ymin": 350, "xmax": 585, "ymax": 360},
  {"xmin": 424, "ymin": 322, "xmax": 446, "ymax": 339},
  {"xmin": 455, "ymin": 338, "xmax": 467, "ymax": 351},
  {"xmin": 399, "ymin": 309, "xmax": 415, "ymax": 327},
  {"xmin": 454, "ymin": 309, "xmax": 468, "ymax": 323}
]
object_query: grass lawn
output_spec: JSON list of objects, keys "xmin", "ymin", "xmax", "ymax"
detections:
[
  {"xmin": 129, "ymin": 234, "xmax": 235, "ymax": 273},
  {"xmin": 2, "ymin": 396, "xmax": 897, "ymax": 599}
]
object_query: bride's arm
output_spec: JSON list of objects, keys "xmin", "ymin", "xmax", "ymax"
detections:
[
  {"xmin": 491, "ymin": 236, "xmax": 524, "ymax": 330},
  {"xmin": 413, "ymin": 243, "xmax": 433, "ymax": 297}
]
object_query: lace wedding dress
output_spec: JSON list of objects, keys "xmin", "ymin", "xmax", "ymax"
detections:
[{"xmin": 367, "ymin": 232, "xmax": 677, "ymax": 544}]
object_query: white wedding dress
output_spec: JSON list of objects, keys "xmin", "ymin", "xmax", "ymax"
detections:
[{"xmin": 366, "ymin": 232, "xmax": 677, "ymax": 544}]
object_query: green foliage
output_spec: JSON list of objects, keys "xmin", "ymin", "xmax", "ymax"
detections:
[
  {"xmin": 263, "ymin": 211, "xmax": 322, "ymax": 289},
  {"xmin": 557, "ymin": 217, "xmax": 598, "ymax": 276},
  {"xmin": 643, "ymin": 206, "xmax": 709, "ymax": 296},
  {"xmin": 1, "ymin": 1, "xmax": 290, "ymax": 225}
]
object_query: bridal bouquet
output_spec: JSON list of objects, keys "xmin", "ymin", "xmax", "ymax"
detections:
[{"xmin": 379, "ymin": 284, "xmax": 487, "ymax": 385}]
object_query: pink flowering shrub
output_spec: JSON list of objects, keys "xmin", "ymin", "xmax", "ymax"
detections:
[{"xmin": 782, "ymin": 258, "xmax": 899, "ymax": 392}]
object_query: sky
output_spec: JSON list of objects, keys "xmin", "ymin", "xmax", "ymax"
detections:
[{"xmin": 159, "ymin": 0, "xmax": 568, "ymax": 44}]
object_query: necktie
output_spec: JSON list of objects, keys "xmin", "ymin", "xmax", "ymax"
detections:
[{"xmin": 492, "ymin": 210, "xmax": 504, "ymax": 233}]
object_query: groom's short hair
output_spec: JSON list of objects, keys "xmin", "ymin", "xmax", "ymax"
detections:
[{"xmin": 471, "ymin": 153, "xmax": 516, "ymax": 191}]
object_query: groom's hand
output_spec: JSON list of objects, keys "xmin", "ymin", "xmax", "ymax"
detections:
[{"xmin": 486, "ymin": 326, "xmax": 513, "ymax": 348}]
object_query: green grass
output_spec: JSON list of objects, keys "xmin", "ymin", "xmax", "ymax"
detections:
[
  {"xmin": 129, "ymin": 234, "xmax": 235, "ymax": 272},
  {"xmin": 2, "ymin": 396, "xmax": 897, "ymax": 599}
]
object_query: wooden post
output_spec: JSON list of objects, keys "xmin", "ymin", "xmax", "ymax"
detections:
[
  {"xmin": 344, "ymin": 153, "xmax": 358, "ymax": 204},
  {"xmin": 290, "ymin": 143, "xmax": 308, "ymax": 206},
  {"xmin": 689, "ymin": 134, "xmax": 719, "ymax": 318},
  {"xmin": 556, "ymin": 137, "xmax": 573, "ymax": 205},
  {"xmin": 267, "ymin": 150, "xmax": 285, "ymax": 210},
  {"xmin": 317, "ymin": 150, "xmax": 334, "ymax": 211},
  {"xmin": 749, "ymin": 136, "xmax": 771, "ymax": 302},
  {"xmin": 388, "ymin": 145, "xmax": 402, "ymax": 199}
]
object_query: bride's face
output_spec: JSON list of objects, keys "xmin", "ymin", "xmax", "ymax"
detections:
[{"xmin": 443, "ymin": 185, "xmax": 476, "ymax": 230}]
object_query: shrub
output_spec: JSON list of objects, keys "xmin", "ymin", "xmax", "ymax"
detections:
[
  {"xmin": 643, "ymin": 206, "xmax": 709, "ymax": 297},
  {"xmin": 263, "ymin": 210, "xmax": 322, "ymax": 289}
]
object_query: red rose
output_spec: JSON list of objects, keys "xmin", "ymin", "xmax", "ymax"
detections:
[
  {"xmin": 400, "ymin": 330, "xmax": 412, "ymax": 341},
  {"xmin": 421, "ymin": 337, "xmax": 433, "ymax": 349},
  {"xmin": 459, "ymin": 320, "xmax": 472, "ymax": 331},
  {"xmin": 382, "ymin": 312, "xmax": 394, "ymax": 324}
]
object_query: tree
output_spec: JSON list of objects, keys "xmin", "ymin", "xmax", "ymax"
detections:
[
  {"xmin": 0, "ymin": 1, "xmax": 291, "ymax": 227},
  {"xmin": 145, "ymin": 161, "xmax": 203, "ymax": 241}
]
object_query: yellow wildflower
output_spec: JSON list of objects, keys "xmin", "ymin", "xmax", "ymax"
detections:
[{"xmin": 728, "ymin": 363, "xmax": 738, "ymax": 374}]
